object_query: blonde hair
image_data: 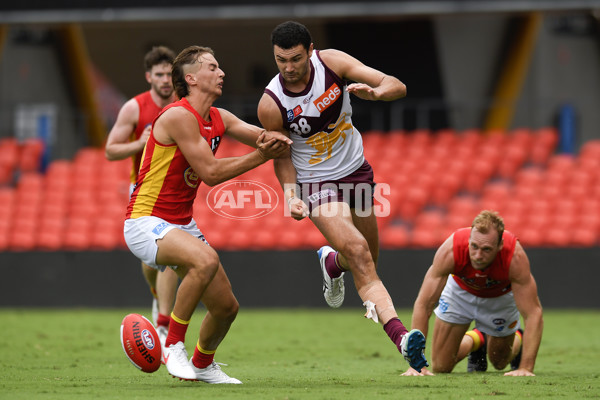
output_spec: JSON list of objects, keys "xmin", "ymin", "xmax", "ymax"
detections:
[{"xmin": 472, "ymin": 210, "xmax": 504, "ymax": 244}]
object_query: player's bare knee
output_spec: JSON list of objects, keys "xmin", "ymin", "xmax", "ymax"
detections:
[
  {"xmin": 187, "ymin": 252, "xmax": 220, "ymax": 282},
  {"xmin": 211, "ymin": 297, "xmax": 239, "ymax": 323},
  {"xmin": 339, "ymin": 239, "xmax": 371, "ymax": 267},
  {"xmin": 223, "ymin": 298, "xmax": 239, "ymax": 322},
  {"xmin": 489, "ymin": 357, "xmax": 509, "ymax": 370},
  {"xmin": 431, "ymin": 361, "xmax": 455, "ymax": 374}
]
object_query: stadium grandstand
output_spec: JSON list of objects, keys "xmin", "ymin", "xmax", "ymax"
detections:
[{"xmin": 1, "ymin": 1, "xmax": 600, "ymax": 252}]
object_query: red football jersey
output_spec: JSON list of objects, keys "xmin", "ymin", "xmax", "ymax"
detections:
[
  {"xmin": 131, "ymin": 91, "xmax": 164, "ymax": 184},
  {"xmin": 126, "ymin": 98, "xmax": 224, "ymax": 225},
  {"xmin": 451, "ymin": 227, "xmax": 517, "ymax": 298}
]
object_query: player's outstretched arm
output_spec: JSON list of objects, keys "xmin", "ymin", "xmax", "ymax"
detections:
[
  {"xmin": 220, "ymin": 108, "xmax": 291, "ymax": 149},
  {"xmin": 320, "ymin": 49, "xmax": 406, "ymax": 101},
  {"xmin": 402, "ymin": 235, "xmax": 455, "ymax": 377},
  {"xmin": 157, "ymin": 107, "xmax": 288, "ymax": 186},
  {"xmin": 505, "ymin": 242, "xmax": 543, "ymax": 377}
]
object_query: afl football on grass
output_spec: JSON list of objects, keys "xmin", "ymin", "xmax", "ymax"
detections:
[{"xmin": 120, "ymin": 313, "xmax": 162, "ymax": 373}]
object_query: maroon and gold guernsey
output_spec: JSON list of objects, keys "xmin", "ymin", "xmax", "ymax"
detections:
[
  {"xmin": 131, "ymin": 91, "xmax": 164, "ymax": 184},
  {"xmin": 451, "ymin": 227, "xmax": 518, "ymax": 298},
  {"xmin": 126, "ymin": 98, "xmax": 223, "ymax": 225}
]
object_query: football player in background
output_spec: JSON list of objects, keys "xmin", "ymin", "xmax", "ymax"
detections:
[
  {"xmin": 105, "ymin": 46, "xmax": 179, "ymax": 347},
  {"xmin": 402, "ymin": 210, "xmax": 543, "ymax": 376}
]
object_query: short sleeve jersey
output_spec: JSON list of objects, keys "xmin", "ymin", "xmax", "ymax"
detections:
[
  {"xmin": 126, "ymin": 98, "xmax": 223, "ymax": 225},
  {"xmin": 452, "ymin": 227, "xmax": 518, "ymax": 298},
  {"xmin": 131, "ymin": 91, "xmax": 164, "ymax": 184},
  {"xmin": 264, "ymin": 50, "xmax": 364, "ymax": 182}
]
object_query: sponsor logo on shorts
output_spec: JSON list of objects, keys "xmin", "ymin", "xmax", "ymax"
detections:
[
  {"xmin": 206, "ymin": 180, "xmax": 279, "ymax": 220},
  {"xmin": 152, "ymin": 222, "xmax": 169, "ymax": 235},
  {"xmin": 198, "ymin": 235, "xmax": 210, "ymax": 246},
  {"xmin": 493, "ymin": 318, "xmax": 506, "ymax": 332},
  {"xmin": 313, "ymin": 83, "xmax": 341, "ymax": 113},
  {"xmin": 509, "ymin": 320, "xmax": 518, "ymax": 329},
  {"xmin": 438, "ymin": 297, "xmax": 449, "ymax": 313},
  {"xmin": 141, "ymin": 329, "xmax": 155, "ymax": 350},
  {"xmin": 282, "ymin": 182, "xmax": 392, "ymax": 218},
  {"xmin": 308, "ymin": 188, "xmax": 336, "ymax": 204}
]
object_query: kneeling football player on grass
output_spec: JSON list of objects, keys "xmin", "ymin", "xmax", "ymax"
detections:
[{"xmin": 402, "ymin": 210, "xmax": 543, "ymax": 377}]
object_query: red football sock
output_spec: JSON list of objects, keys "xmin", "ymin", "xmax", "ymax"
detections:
[
  {"xmin": 156, "ymin": 313, "xmax": 170, "ymax": 328},
  {"xmin": 191, "ymin": 341, "xmax": 215, "ymax": 369},
  {"xmin": 165, "ymin": 312, "xmax": 190, "ymax": 347},
  {"xmin": 325, "ymin": 252, "xmax": 345, "ymax": 278}
]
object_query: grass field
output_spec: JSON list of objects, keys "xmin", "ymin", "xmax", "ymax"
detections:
[{"xmin": 1, "ymin": 308, "xmax": 599, "ymax": 400}]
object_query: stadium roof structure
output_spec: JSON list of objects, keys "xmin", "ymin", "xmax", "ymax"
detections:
[{"xmin": 1, "ymin": 0, "xmax": 600, "ymax": 24}]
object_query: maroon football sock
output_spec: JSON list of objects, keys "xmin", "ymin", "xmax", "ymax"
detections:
[
  {"xmin": 383, "ymin": 318, "xmax": 409, "ymax": 350},
  {"xmin": 325, "ymin": 252, "xmax": 345, "ymax": 278}
]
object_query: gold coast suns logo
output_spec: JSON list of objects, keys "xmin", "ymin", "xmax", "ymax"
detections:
[{"xmin": 183, "ymin": 167, "xmax": 199, "ymax": 188}]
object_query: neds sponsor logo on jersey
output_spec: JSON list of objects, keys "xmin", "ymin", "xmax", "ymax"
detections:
[{"xmin": 313, "ymin": 83, "xmax": 341, "ymax": 113}]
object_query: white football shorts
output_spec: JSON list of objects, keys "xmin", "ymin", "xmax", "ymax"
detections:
[
  {"xmin": 434, "ymin": 277, "xmax": 521, "ymax": 337},
  {"xmin": 124, "ymin": 215, "xmax": 209, "ymax": 272}
]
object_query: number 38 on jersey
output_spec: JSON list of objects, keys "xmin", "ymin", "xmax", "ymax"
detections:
[{"xmin": 290, "ymin": 117, "xmax": 312, "ymax": 137}]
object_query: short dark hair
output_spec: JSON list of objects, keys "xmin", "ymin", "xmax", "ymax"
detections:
[
  {"xmin": 143, "ymin": 46, "xmax": 176, "ymax": 72},
  {"xmin": 171, "ymin": 45, "xmax": 215, "ymax": 99},
  {"xmin": 271, "ymin": 21, "xmax": 312, "ymax": 51}
]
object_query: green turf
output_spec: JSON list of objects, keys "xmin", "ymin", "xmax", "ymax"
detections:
[{"xmin": 1, "ymin": 308, "xmax": 599, "ymax": 399}]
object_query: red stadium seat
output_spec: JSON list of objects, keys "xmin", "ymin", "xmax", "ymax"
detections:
[
  {"xmin": 8, "ymin": 230, "xmax": 37, "ymax": 251},
  {"xmin": 578, "ymin": 139, "xmax": 600, "ymax": 161},
  {"xmin": 18, "ymin": 138, "xmax": 45, "ymax": 172},
  {"xmin": 63, "ymin": 217, "xmax": 92, "ymax": 250},
  {"xmin": 380, "ymin": 224, "xmax": 410, "ymax": 248},
  {"xmin": 571, "ymin": 226, "xmax": 598, "ymax": 247},
  {"xmin": 90, "ymin": 219, "xmax": 121, "ymax": 250},
  {"xmin": 529, "ymin": 127, "xmax": 558, "ymax": 166},
  {"xmin": 0, "ymin": 138, "xmax": 19, "ymax": 179},
  {"xmin": 38, "ymin": 217, "xmax": 65, "ymax": 250},
  {"xmin": 517, "ymin": 227, "xmax": 545, "ymax": 247},
  {"xmin": 544, "ymin": 227, "xmax": 571, "ymax": 247},
  {"xmin": 410, "ymin": 226, "xmax": 444, "ymax": 248}
]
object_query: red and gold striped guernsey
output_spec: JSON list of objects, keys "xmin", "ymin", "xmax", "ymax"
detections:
[{"xmin": 126, "ymin": 98, "xmax": 224, "ymax": 225}]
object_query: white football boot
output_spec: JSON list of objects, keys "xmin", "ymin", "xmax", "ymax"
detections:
[
  {"xmin": 190, "ymin": 360, "xmax": 242, "ymax": 384},
  {"xmin": 164, "ymin": 342, "xmax": 197, "ymax": 381},
  {"xmin": 155, "ymin": 326, "xmax": 168, "ymax": 364},
  {"xmin": 318, "ymin": 246, "xmax": 345, "ymax": 308}
]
